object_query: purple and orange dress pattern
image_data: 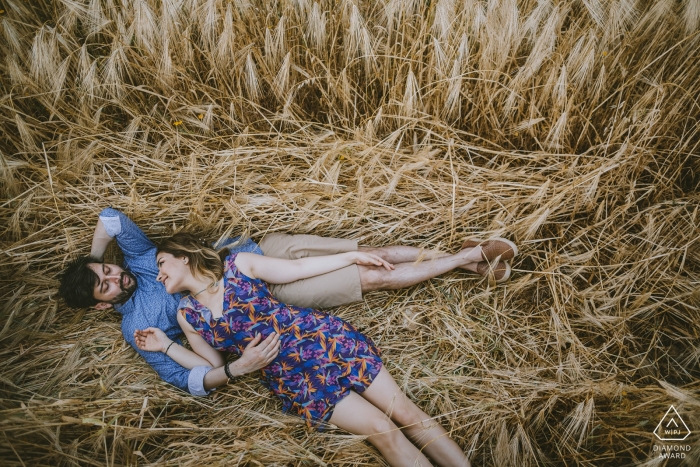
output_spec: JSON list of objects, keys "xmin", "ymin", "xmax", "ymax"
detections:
[{"xmin": 179, "ymin": 253, "xmax": 383, "ymax": 426}]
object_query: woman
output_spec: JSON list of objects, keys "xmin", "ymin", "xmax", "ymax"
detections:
[{"xmin": 135, "ymin": 233, "xmax": 473, "ymax": 467}]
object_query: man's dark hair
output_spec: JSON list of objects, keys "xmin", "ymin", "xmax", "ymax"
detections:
[{"xmin": 59, "ymin": 256, "xmax": 101, "ymax": 308}]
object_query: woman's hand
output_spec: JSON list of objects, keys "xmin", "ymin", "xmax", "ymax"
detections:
[
  {"xmin": 350, "ymin": 251, "xmax": 395, "ymax": 270},
  {"xmin": 134, "ymin": 327, "xmax": 172, "ymax": 353},
  {"xmin": 232, "ymin": 332, "xmax": 281, "ymax": 374}
]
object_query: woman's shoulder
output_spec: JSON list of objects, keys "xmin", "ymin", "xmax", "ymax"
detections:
[
  {"xmin": 223, "ymin": 252, "xmax": 239, "ymax": 270},
  {"xmin": 223, "ymin": 252, "xmax": 262, "ymax": 284},
  {"xmin": 224, "ymin": 252, "xmax": 250, "ymax": 282}
]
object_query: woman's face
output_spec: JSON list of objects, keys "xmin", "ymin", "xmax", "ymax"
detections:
[{"xmin": 156, "ymin": 252, "xmax": 191, "ymax": 294}]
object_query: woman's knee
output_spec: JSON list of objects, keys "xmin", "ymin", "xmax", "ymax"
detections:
[
  {"xmin": 390, "ymin": 399, "xmax": 429, "ymax": 428},
  {"xmin": 366, "ymin": 416, "xmax": 403, "ymax": 449},
  {"xmin": 367, "ymin": 414, "xmax": 398, "ymax": 435}
]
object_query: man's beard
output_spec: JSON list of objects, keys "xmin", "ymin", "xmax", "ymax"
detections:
[{"xmin": 109, "ymin": 271, "xmax": 138, "ymax": 305}]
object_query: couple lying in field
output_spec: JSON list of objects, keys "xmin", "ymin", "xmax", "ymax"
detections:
[{"xmin": 59, "ymin": 208, "xmax": 519, "ymax": 467}]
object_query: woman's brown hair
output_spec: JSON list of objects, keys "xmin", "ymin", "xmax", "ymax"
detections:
[{"xmin": 157, "ymin": 232, "xmax": 230, "ymax": 286}]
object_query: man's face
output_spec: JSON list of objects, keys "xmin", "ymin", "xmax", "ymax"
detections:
[{"xmin": 87, "ymin": 263, "xmax": 138, "ymax": 306}]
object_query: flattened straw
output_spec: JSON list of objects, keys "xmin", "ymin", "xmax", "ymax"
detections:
[{"xmin": 1, "ymin": 1, "xmax": 699, "ymax": 466}]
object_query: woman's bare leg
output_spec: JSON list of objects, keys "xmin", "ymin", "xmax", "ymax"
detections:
[
  {"xmin": 328, "ymin": 391, "xmax": 434, "ymax": 467},
  {"xmin": 361, "ymin": 367, "xmax": 472, "ymax": 467}
]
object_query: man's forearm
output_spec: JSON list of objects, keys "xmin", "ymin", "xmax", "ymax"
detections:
[{"xmin": 90, "ymin": 219, "xmax": 113, "ymax": 260}]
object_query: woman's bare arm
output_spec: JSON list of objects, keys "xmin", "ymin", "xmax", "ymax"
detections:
[
  {"xmin": 177, "ymin": 312, "xmax": 226, "ymax": 368},
  {"xmin": 234, "ymin": 251, "xmax": 394, "ymax": 284}
]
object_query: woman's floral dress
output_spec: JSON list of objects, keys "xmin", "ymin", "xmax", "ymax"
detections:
[{"xmin": 179, "ymin": 253, "xmax": 383, "ymax": 426}]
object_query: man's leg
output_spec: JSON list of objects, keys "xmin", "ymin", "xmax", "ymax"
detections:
[
  {"xmin": 259, "ymin": 233, "xmax": 364, "ymax": 309},
  {"xmin": 357, "ymin": 246, "xmax": 482, "ymax": 293},
  {"xmin": 358, "ymin": 245, "xmax": 450, "ymax": 263},
  {"xmin": 258, "ymin": 233, "xmax": 490, "ymax": 308}
]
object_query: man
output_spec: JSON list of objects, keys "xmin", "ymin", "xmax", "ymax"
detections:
[{"xmin": 58, "ymin": 208, "xmax": 516, "ymax": 396}]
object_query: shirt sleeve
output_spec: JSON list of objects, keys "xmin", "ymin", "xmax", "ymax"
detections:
[
  {"xmin": 188, "ymin": 365, "xmax": 214, "ymax": 396},
  {"xmin": 98, "ymin": 207, "xmax": 156, "ymax": 266}
]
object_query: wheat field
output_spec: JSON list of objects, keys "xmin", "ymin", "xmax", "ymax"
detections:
[{"xmin": 0, "ymin": 0, "xmax": 699, "ymax": 465}]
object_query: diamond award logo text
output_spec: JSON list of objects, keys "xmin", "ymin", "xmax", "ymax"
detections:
[{"xmin": 654, "ymin": 405, "xmax": 690, "ymax": 441}]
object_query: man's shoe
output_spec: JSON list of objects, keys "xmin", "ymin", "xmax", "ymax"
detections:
[
  {"xmin": 462, "ymin": 237, "xmax": 518, "ymax": 262},
  {"xmin": 476, "ymin": 261, "xmax": 511, "ymax": 283}
]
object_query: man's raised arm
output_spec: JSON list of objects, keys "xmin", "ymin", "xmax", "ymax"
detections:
[{"xmin": 90, "ymin": 218, "xmax": 113, "ymax": 261}]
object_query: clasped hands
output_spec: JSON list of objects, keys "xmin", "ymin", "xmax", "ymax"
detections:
[{"xmin": 134, "ymin": 327, "xmax": 281, "ymax": 376}]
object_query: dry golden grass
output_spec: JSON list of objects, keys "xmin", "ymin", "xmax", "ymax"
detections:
[{"xmin": 0, "ymin": 0, "xmax": 699, "ymax": 465}]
